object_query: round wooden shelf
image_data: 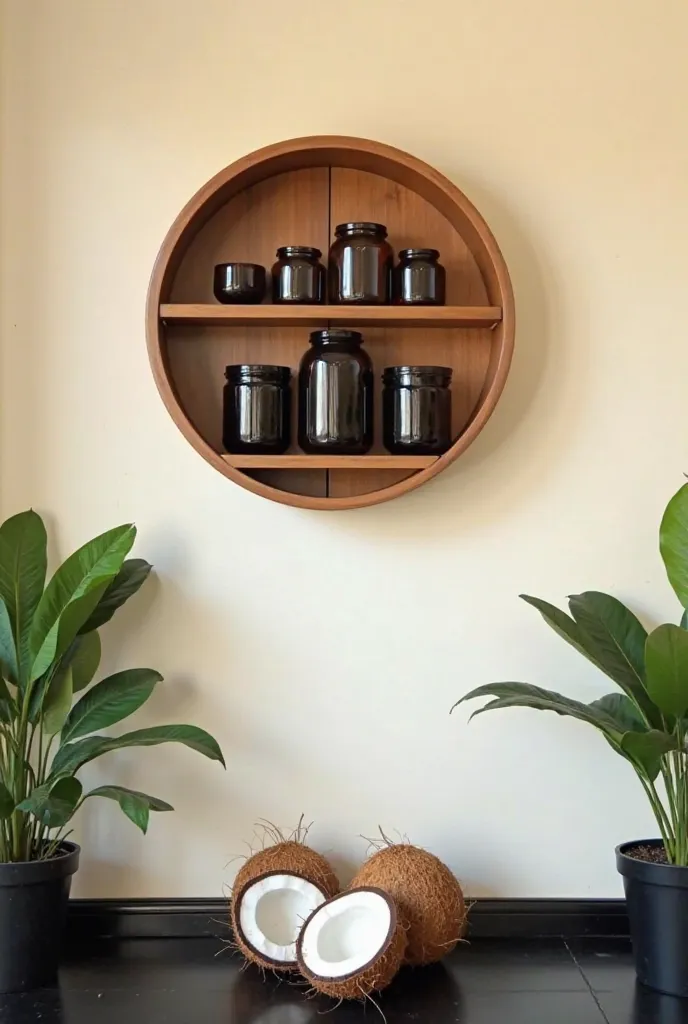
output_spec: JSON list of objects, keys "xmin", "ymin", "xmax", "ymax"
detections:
[{"xmin": 146, "ymin": 136, "xmax": 515, "ymax": 510}]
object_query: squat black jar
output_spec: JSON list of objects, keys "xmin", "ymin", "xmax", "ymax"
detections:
[
  {"xmin": 213, "ymin": 263, "xmax": 266, "ymax": 304},
  {"xmin": 298, "ymin": 330, "xmax": 373, "ymax": 454},
  {"xmin": 383, "ymin": 365, "xmax": 452, "ymax": 455},
  {"xmin": 394, "ymin": 249, "xmax": 446, "ymax": 305},
  {"xmin": 329, "ymin": 222, "xmax": 393, "ymax": 304},
  {"xmin": 271, "ymin": 246, "xmax": 325, "ymax": 304},
  {"xmin": 223, "ymin": 365, "xmax": 291, "ymax": 455}
]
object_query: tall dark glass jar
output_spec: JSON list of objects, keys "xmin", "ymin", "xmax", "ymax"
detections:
[
  {"xmin": 394, "ymin": 249, "xmax": 446, "ymax": 305},
  {"xmin": 271, "ymin": 246, "xmax": 325, "ymax": 304},
  {"xmin": 382, "ymin": 365, "xmax": 452, "ymax": 455},
  {"xmin": 328, "ymin": 222, "xmax": 393, "ymax": 304},
  {"xmin": 223, "ymin": 365, "xmax": 291, "ymax": 455},
  {"xmin": 298, "ymin": 330, "xmax": 373, "ymax": 454}
]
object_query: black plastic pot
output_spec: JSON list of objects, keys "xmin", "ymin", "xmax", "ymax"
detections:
[
  {"xmin": 0, "ymin": 841, "xmax": 79, "ymax": 992},
  {"xmin": 617, "ymin": 839, "xmax": 688, "ymax": 997}
]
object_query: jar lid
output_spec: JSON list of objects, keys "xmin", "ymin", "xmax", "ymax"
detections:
[
  {"xmin": 334, "ymin": 222, "xmax": 388, "ymax": 238},
  {"xmin": 309, "ymin": 329, "xmax": 364, "ymax": 345},
  {"xmin": 383, "ymin": 365, "xmax": 452, "ymax": 385},
  {"xmin": 398, "ymin": 248, "xmax": 440, "ymax": 261},
  {"xmin": 225, "ymin": 364, "xmax": 291, "ymax": 383},
  {"xmin": 276, "ymin": 246, "xmax": 322, "ymax": 259}
]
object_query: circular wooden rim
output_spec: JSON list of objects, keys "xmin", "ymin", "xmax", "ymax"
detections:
[{"xmin": 146, "ymin": 136, "xmax": 515, "ymax": 511}]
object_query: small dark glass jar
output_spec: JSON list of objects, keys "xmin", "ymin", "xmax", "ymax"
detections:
[
  {"xmin": 223, "ymin": 365, "xmax": 291, "ymax": 455},
  {"xmin": 271, "ymin": 246, "xmax": 325, "ymax": 304},
  {"xmin": 213, "ymin": 263, "xmax": 266, "ymax": 304},
  {"xmin": 298, "ymin": 330, "xmax": 373, "ymax": 454},
  {"xmin": 328, "ymin": 222, "xmax": 393, "ymax": 304},
  {"xmin": 394, "ymin": 249, "xmax": 446, "ymax": 305},
  {"xmin": 382, "ymin": 365, "xmax": 452, "ymax": 455}
]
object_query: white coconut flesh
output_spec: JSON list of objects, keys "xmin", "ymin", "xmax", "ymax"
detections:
[
  {"xmin": 238, "ymin": 873, "xmax": 326, "ymax": 964},
  {"xmin": 299, "ymin": 890, "xmax": 393, "ymax": 979}
]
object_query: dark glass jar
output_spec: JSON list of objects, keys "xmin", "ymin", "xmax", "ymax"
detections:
[
  {"xmin": 328, "ymin": 222, "xmax": 393, "ymax": 304},
  {"xmin": 213, "ymin": 263, "xmax": 266, "ymax": 304},
  {"xmin": 271, "ymin": 246, "xmax": 325, "ymax": 304},
  {"xmin": 394, "ymin": 249, "xmax": 446, "ymax": 305},
  {"xmin": 223, "ymin": 365, "xmax": 291, "ymax": 455},
  {"xmin": 298, "ymin": 330, "xmax": 373, "ymax": 454},
  {"xmin": 382, "ymin": 365, "xmax": 452, "ymax": 455}
]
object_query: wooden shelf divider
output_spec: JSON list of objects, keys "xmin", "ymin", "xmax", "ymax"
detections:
[
  {"xmin": 160, "ymin": 303, "xmax": 502, "ymax": 329},
  {"xmin": 221, "ymin": 454, "xmax": 438, "ymax": 470}
]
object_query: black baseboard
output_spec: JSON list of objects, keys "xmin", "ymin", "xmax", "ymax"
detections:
[{"xmin": 67, "ymin": 898, "xmax": 629, "ymax": 943}]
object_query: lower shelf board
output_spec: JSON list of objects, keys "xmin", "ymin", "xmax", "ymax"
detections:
[{"xmin": 221, "ymin": 454, "xmax": 439, "ymax": 470}]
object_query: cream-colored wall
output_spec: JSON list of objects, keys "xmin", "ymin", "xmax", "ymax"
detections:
[{"xmin": 0, "ymin": 0, "xmax": 687, "ymax": 898}]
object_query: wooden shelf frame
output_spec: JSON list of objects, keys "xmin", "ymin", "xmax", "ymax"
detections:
[
  {"xmin": 161, "ymin": 304, "xmax": 502, "ymax": 329},
  {"xmin": 222, "ymin": 454, "xmax": 438, "ymax": 470},
  {"xmin": 146, "ymin": 135, "xmax": 515, "ymax": 511}
]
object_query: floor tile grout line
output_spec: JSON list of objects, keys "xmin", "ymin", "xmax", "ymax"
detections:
[{"xmin": 564, "ymin": 939, "xmax": 611, "ymax": 1024}]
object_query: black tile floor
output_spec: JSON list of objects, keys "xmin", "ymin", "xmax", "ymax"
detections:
[{"xmin": 0, "ymin": 936, "xmax": 685, "ymax": 1024}]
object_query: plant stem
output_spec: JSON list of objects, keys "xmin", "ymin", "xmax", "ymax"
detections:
[{"xmin": 639, "ymin": 774, "xmax": 675, "ymax": 861}]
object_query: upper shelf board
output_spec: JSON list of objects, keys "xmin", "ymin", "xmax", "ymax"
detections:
[{"xmin": 160, "ymin": 303, "xmax": 502, "ymax": 329}]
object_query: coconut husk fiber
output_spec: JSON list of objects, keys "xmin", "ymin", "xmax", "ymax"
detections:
[
  {"xmin": 350, "ymin": 841, "xmax": 466, "ymax": 966},
  {"xmin": 296, "ymin": 888, "xmax": 407, "ymax": 1001},
  {"xmin": 230, "ymin": 821, "xmax": 339, "ymax": 972}
]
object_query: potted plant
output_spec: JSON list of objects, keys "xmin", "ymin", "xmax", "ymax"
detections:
[
  {"xmin": 0, "ymin": 511, "xmax": 225, "ymax": 992},
  {"xmin": 455, "ymin": 482, "xmax": 688, "ymax": 997}
]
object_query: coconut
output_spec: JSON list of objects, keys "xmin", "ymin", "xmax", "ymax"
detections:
[
  {"xmin": 350, "ymin": 843, "xmax": 466, "ymax": 966},
  {"xmin": 296, "ymin": 887, "xmax": 406, "ymax": 1000},
  {"xmin": 231, "ymin": 829, "xmax": 339, "ymax": 972}
]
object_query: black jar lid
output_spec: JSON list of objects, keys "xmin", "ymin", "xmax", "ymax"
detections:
[
  {"xmin": 383, "ymin": 365, "xmax": 452, "ymax": 385},
  {"xmin": 225, "ymin": 364, "xmax": 291, "ymax": 384},
  {"xmin": 398, "ymin": 248, "xmax": 440, "ymax": 261},
  {"xmin": 309, "ymin": 329, "xmax": 364, "ymax": 345},
  {"xmin": 334, "ymin": 222, "xmax": 388, "ymax": 238},
  {"xmin": 276, "ymin": 246, "xmax": 322, "ymax": 259}
]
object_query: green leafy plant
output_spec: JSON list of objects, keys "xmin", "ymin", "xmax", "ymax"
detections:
[
  {"xmin": 0, "ymin": 511, "xmax": 225, "ymax": 862},
  {"xmin": 455, "ymin": 482, "xmax": 688, "ymax": 865}
]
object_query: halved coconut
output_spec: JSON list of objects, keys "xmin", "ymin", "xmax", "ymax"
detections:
[
  {"xmin": 350, "ymin": 843, "xmax": 466, "ymax": 966},
  {"xmin": 233, "ymin": 870, "xmax": 330, "ymax": 971},
  {"xmin": 231, "ymin": 838, "xmax": 339, "ymax": 972},
  {"xmin": 296, "ymin": 887, "xmax": 406, "ymax": 1000}
]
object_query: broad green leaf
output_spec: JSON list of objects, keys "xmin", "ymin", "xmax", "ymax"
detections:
[
  {"xmin": 49, "ymin": 735, "xmax": 106, "ymax": 777},
  {"xmin": 620, "ymin": 730, "xmax": 678, "ymax": 782},
  {"xmin": 17, "ymin": 777, "xmax": 82, "ymax": 829},
  {"xmin": 660, "ymin": 483, "xmax": 688, "ymax": 608},
  {"xmin": 61, "ymin": 668, "xmax": 162, "ymax": 744},
  {"xmin": 589, "ymin": 693, "xmax": 647, "ymax": 733},
  {"xmin": 645, "ymin": 624, "xmax": 688, "ymax": 718},
  {"xmin": 42, "ymin": 666, "xmax": 73, "ymax": 736},
  {"xmin": 28, "ymin": 525, "xmax": 135, "ymax": 682},
  {"xmin": 51, "ymin": 724, "xmax": 225, "ymax": 778},
  {"xmin": 454, "ymin": 682, "xmax": 623, "ymax": 738},
  {"xmin": 79, "ymin": 559, "xmax": 152, "ymax": 634},
  {"xmin": 520, "ymin": 595, "xmax": 598, "ymax": 664},
  {"xmin": 567, "ymin": 592, "xmax": 657, "ymax": 726},
  {"xmin": 0, "ymin": 510, "xmax": 47, "ymax": 684},
  {"xmin": 0, "ymin": 675, "xmax": 15, "ymax": 723},
  {"xmin": 83, "ymin": 785, "xmax": 173, "ymax": 834},
  {"xmin": 27, "ymin": 673, "xmax": 51, "ymax": 724},
  {"xmin": 32, "ymin": 633, "xmax": 103, "ymax": 722},
  {"xmin": 0, "ymin": 781, "xmax": 14, "ymax": 819},
  {"xmin": 0, "ymin": 599, "xmax": 18, "ymax": 683},
  {"xmin": 68, "ymin": 631, "xmax": 101, "ymax": 693},
  {"xmin": 681, "ymin": 608, "xmax": 688, "ymax": 630}
]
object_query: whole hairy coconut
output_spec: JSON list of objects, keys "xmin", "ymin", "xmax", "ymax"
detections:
[
  {"xmin": 350, "ymin": 842, "xmax": 466, "ymax": 966},
  {"xmin": 231, "ymin": 821, "xmax": 339, "ymax": 972}
]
